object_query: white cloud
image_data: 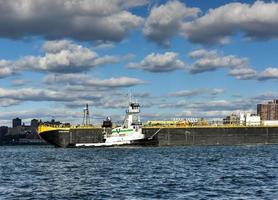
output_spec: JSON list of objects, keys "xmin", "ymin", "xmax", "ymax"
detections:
[
  {"xmin": 0, "ymin": 60, "xmax": 14, "ymax": 78},
  {"xmin": 42, "ymin": 40, "xmax": 72, "ymax": 53},
  {"xmin": 182, "ymin": 1, "xmax": 278, "ymax": 44},
  {"xmin": 128, "ymin": 52, "xmax": 185, "ymax": 72},
  {"xmin": 92, "ymin": 41, "xmax": 115, "ymax": 50},
  {"xmin": 143, "ymin": 0, "xmax": 200, "ymax": 47},
  {"xmin": 43, "ymin": 74, "xmax": 145, "ymax": 88},
  {"xmin": 0, "ymin": 99, "xmax": 20, "ymax": 107},
  {"xmin": 158, "ymin": 98, "xmax": 259, "ymax": 119},
  {"xmin": 180, "ymin": 110, "xmax": 248, "ymax": 119},
  {"xmin": 170, "ymin": 88, "xmax": 224, "ymax": 97},
  {"xmin": 5, "ymin": 40, "xmax": 121, "ymax": 73},
  {"xmin": 0, "ymin": 0, "xmax": 145, "ymax": 42},
  {"xmin": 257, "ymin": 67, "xmax": 278, "ymax": 81},
  {"xmin": 0, "ymin": 86, "xmax": 108, "ymax": 107},
  {"xmin": 0, "ymin": 88, "xmax": 72, "ymax": 102},
  {"xmin": 229, "ymin": 67, "xmax": 257, "ymax": 80},
  {"xmin": 188, "ymin": 49, "xmax": 257, "ymax": 79}
]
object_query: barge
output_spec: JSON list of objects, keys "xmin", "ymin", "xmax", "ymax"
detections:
[{"xmin": 38, "ymin": 101, "xmax": 278, "ymax": 148}]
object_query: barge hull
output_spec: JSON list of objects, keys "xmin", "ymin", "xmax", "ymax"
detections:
[
  {"xmin": 40, "ymin": 127, "xmax": 278, "ymax": 147},
  {"xmin": 143, "ymin": 127, "xmax": 278, "ymax": 146}
]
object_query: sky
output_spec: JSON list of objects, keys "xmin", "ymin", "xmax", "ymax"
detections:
[{"xmin": 0, "ymin": 0, "xmax": 278, "ymax": 126}]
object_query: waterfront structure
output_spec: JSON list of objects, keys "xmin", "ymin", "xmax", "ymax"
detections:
[
  {"xmin": 257, "ymin": 100, "xmax": 278, "ymax": 120},
  {"xmin": 31, "ymin": 119, "xmax": 39, "ymax": 135},
  {"xmin": 224, "ymin": 113, "xmax": 260, "ymax": 126},
  {"xmin": 12, "ymin": 118, "xmax": 22, "ymax": 128},
  {"xmin": 223, "ymin": 114, "xmax": 240, "ymax": 125},
  {"xmin": 262, "ymin": 120, "xmax": 278, "ymax": 126},
  {"xmin": 243, "ymin": 113, "xmax": 260, "ymax": 126},
  {"xmin": 0, "ymin": 126, "xmax": 8, "ymax": 136},
  {"xmin": 31, "ymin": 119, "xmax": 39, "ymax": 128}
]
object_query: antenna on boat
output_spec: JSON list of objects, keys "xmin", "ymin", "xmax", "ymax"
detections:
[
  {"xmin": 129, "ymin": 89, "xmax": 136, "ymax": 103},
  {"xmin": 129, "ymin": 92, "xmax": 132, "ymax": 103},
  {"xmin": 82, "ymin": 104, "xmax": 90, "ymax": 126}
]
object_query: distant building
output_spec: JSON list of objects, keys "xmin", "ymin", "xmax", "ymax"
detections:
[
  {"xmin": 223, "ymin": 114, "xmax": 240, "ymax": 125},
  {"xmin": 262, "ymin": 120, "xmax": 278, "ymax": 126},
  {"xmin": 0, "ymin": 126, "xmax": 8, "ymax": 136},
  {"xmin": 224, "ymin": 113, "xmax": 260, "ymax": 126},
  {"xmin": 30, "ymin": 119, "xmax": 39, "ymax": 135},
  {"xmin": 257, "ymin": 100, "xmax": 278, "ymax": 120},
  {"xmin": 242, "ymin": 113, "xmax": 260, "ymax": 126},
  {"xmin": 44, "ymin": 119, "xmax": 62, "ymax": 126},
  {"xmin": 12, "ymin": 117, "xmax": 22, "ymax": 128},
  {"xmin": 31, "ymin": 119, "xmax": 39, "ymax": 128}
]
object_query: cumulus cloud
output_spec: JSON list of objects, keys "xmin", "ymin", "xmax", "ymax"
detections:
[
  {"xmin": 0, "ymin": 78, "xmax": 145, "ymax": 107},
  {"xmin": 0, "ymin": 88, "xmax": 73, "ymax": 102},
  {"xmin": 179, "ymin": 110, "xmax": 246, "ymax": 119},
  {"xmin": 159, "ymin": 98, "xmax": 258, "ymax": 118},
  {"xmin": 43, "ymin": 74, "xmax": 145, "ymax": 88},
  {"xmin": 253, "ymin": 92, "xmax": 278, "ymax": 101},
  {"xmin": 257, "ymin": 67, "xmax": 278, "ymax": 81},
  {"xmin": 0, "ymin": 0, "xmax": 145, "ymax": 42},
  {"xmin": 158, "ymin": 91, "xmax": 278, "ymax": 119},
  {"xmin": 64, "ymin": 92, "xmax": 153, "ymax": 110},
  {"xmin": 188, "ymin": 99, "xmax": 254, "ymax": 111},
  {"xmin": 0, "ymin": 99, "xmax": 20, "ymax": 107},
  {"xmin": 92, "ymin": 41, "xmax": 116, "ymax": 50},
  {"xmin": 4, "ymin": 40, "xmax": 121, "ymax": 73},
  {"xmin": 143, "ymin": 0, "xmax": 200, "ymax": 47},
  {"xmin": 229, "ymin": 67, "xmax": 257, "ymax": 80},
  {"xmin": 170, "ymin": 88, "xmax": 224, "ymax": 97},
  {"xmin": 128, "ymin": 52, "xmax": 185, "ymax": 72},
  {"xmin": 188, "ymin": 49, "xmax": 257, "ymax": 79},
  {"xmin": 182, "ymin": 1, "xmax": 278, "ymax": 44},
  {"xmin": 0, "ymin": 60, "xmax": 14, "ymax": 78}
]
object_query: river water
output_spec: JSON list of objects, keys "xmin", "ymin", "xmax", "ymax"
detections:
[{"xmin": 0, "ymin": 145, "xmax": 278, "ymax": 199}]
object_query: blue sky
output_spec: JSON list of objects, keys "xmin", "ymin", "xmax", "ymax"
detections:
[{"xmin": 0, "ymin": 0, "xmax": 278, "ymax": 126}]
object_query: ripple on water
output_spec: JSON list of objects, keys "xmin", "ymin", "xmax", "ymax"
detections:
[{"xmin": 0, "ymin": 145, "xmax": 278, "ymax": 199}]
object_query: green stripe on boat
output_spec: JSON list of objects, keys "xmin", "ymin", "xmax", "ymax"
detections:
[{"xmin": 112, "ymin": 129, "xmax": 134, "ymax": 133}]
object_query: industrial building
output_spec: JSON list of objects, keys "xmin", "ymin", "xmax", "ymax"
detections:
[
  {"xmin": 223, "ymin": 113, "xmax": 260, "ymax": 126},
  {"xmin": 223, "ymin": 114, "xmax": 240, "ymax": 125},
  {"xmin": 12, "ymin": 117, "xmax": 22, "ymax": 128},
  {"xmin": 257, "ymin": 100, "xmax": 278, "ymax": 120}
]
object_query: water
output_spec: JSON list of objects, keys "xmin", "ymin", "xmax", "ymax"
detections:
[{"xmin": 0, "ymin": 145, "xmax": 278, "ymax": 200}]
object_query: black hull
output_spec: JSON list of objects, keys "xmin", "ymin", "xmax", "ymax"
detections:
[
  {"xmin": 143, "ymin": 127, "xmax": 278, "ymax": 146},
  {"xmin": 39, "ymin": 130, "xmax": 70, "ymax": 147},
  {"xmin": 40, "ymin": 128, "xmax": 109, "ymax": 147},
  {"xmin": 129, "ymin": 137, "xmax": 158, "ymax": 146},
  {"xmin": 39, "ymin": 126, "xmax": 278, "ymax": 148}
]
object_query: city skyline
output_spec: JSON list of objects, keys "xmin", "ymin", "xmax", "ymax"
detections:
[{"xmin": 0, "ymin": 0, "xmax": 278, "ymax": 126}]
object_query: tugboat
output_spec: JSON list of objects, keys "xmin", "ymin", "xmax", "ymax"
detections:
[{"xmin": 75, "ymin": 98, "xmax": 150, "ymax": 147}]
